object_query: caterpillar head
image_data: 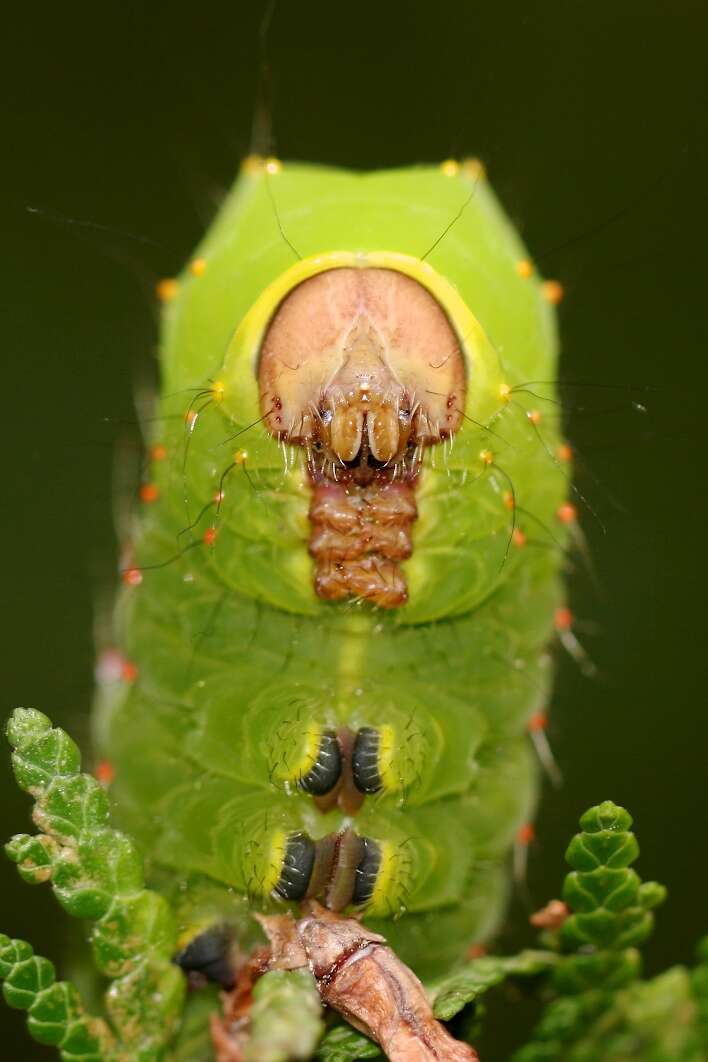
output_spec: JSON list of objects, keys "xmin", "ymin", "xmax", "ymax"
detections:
[{"xmin": 258, "ymin": 267, "xmax": 466, "ymax": 480}]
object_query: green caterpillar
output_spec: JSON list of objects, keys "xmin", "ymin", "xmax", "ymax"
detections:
[{"xmin": 92, "ymin": 156, "xmax": 570, "ymax": 983}]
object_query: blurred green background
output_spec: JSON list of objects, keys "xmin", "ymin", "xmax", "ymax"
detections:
[{"xmin": 2, "ymin": 3, "xmax": 707, "ymax": 1057}]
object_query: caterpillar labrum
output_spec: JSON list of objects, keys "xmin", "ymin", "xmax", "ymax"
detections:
[{"xmin": 95, "ymin": 157, "xmax": 570, "ymax": 989}]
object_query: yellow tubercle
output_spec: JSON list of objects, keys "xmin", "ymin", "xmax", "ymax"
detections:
[
  {"xmin": 440, "ymin": 159, "xmax": 460, "ymax": 177},
  {"xmin": 190, "ymin": 257, "xmax": 208, "ymax": 277}
]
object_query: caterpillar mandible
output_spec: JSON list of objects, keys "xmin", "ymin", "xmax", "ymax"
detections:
[{"xmin": 95, "ymin": 156, "xmax": 570, "ymax": 984}]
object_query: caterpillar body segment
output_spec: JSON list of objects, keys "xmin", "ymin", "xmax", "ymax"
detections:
[{"xmin": 97, "ymin": 159, "xmax": 568, "ymax": 978}]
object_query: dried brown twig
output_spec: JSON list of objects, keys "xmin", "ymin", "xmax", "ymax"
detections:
[{"xmin": 212, "ymin": 901, "xmax": 479, "ymax": 1061}]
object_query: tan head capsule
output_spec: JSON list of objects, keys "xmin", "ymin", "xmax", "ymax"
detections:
[
  {"xmin": 258, "ymin": 268, "xmax": 465, "ymax": 474},
  {"xmin": 258, "ymin": 268, "xmax": 466, "ymax": 607}
]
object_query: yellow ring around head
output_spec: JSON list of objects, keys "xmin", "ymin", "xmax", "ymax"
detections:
[{"xmin": 220, "ymin": 251, "xmax": 506, "ymax": 427}]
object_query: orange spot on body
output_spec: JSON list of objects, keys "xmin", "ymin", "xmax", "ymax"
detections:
[
  {"xmin": 503, "ymin": 490, "xmax": 515, "ymax": 510},
  {"xmin": 557, "ymin": 442, "xmax": 573, "ymax": 462},
  {"xmin": 512, "ymin": 528, "xmax": 527, "ymax": 548},
  {"xmin": 189, "ymin": 257, "xmax": 207, "ymax": 277},
  {"xmin": 464, "ymin": 942, "xmax": 488, "ymax": 960},
  {"xmin": 213, "ymin": 489, "xmax": 225, "ymax": 503},
  {"xmin": 462, "ymin": 157, "xmax": 486, "ymax": 180},
  {"xmin": 556, "ymin": 502, "xmax": 577, "ymax": 524},
  {"xmin": 542, "ymin": 279, "xmax": 564, "ymax": 305},
  {"xmin": 241, "ymin": 154, "xmax": 264, "ymax": 175},
  {"xmin": 150, "ymin": 444, "xmax": 168, "ymax": 462},
  {"xmin": 184, "ymin": 409, "xmax": 198, "ymax": 427},
  {"xmin": 204, "ymin": 526, "xmax": 218, "ymax": 547},
  {"xmin": 156, "ymin": 278, "xmax": 178, "ymax": 302},
  {"xmin": 139, "ymin": 483, "xmax": 160, "ymax": 504},
  {"xmin": 528, "ymin": 711, "xmax": 548, "ymax": 733},
  {"xmin": 554, "ymin": 606, "xmax": 574, "ymax": 632},
  {"xmin": 121, "ymin": 659, "xmax": 138, "ymax": 682},
  {"xmin": 516, "ymin": 259, "xmax": 533, "ymax": 279},
  {"xmin": 122, "ymin": 568, "xmax": 143, "ymax": 587},
  {"xmin": 94, "ymin": 760, "xmax": 115, "ymax": 786},
  {"xmin": 517, "ymin": 823, "xmax": 536, "ymax": 845},
  {"xmin": 527, "ymin": 409, "xmax": 542, "ymax": 426}
]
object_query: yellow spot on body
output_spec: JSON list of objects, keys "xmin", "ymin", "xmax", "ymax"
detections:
[
  {"xmin": 499, "ymin": 382, "xmax": 512, "ymax": 402},
  {"xmin": 211, "ymin": 379, "xmax": 225, "ymax": 402},
  {"xmin": 462, "ymin": 157, "xmax": 486, "ymax": 180},
  {"xmin": 542, "ymin": 279, "xmax": 565, "ymax": 305},
  {"xmin": 189, "ymin": 257, "xmax": 207, "ymax": 277},
  {"xmin": 516, "ymin": 259, "xmax": 533, "ymax": 279},
  {"xmin": 265, "ymin": 157, "xmax": 282, "ymax": 175},
  {"xmin": 156, "ymin": 277, "xmax": 179, "ymax": 302},
  {"xmin": 377, "ymin": 725, "xmax": 397, "ymax": 792},
  {"xmin": 233, "ymin": 449, "xmax": 248, "ymax": 465},
  {"xmin": 367, "ymin": 840, "xmax": 407, "ymax": 918},
  {"xmin": 176, "ymin": 922, "xmax": 211, "ymax": 952},
  {"xmin": 296, "ymin": 723, "xmax": 323, "ymax": 782},
  {"xmin": 263, "ymin": 830, "xmax": 288, "ymax": 895},
  {"xmin": 334, "ymin": 613, "xmax": 373, "ymax": 698},
  {"xmin": 480, "ymin": 449, "xmax": 494, "ymax": 466},
  {"xmin": 440, "ymin": 159, "xmax": 460, "ymax": 177}
]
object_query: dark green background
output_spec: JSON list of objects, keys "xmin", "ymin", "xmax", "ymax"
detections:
[{"xmin": 2, "ymin": 3, "xmax": 707, "ymax": 1057}]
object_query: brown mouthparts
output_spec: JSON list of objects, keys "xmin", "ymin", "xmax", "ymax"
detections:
[{"xmin": 258, "ymin": 267, "xmax": 466, "ymax": 607}]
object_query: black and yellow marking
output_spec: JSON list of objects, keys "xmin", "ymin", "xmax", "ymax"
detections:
[
  {"xmin": 298, "ymin": 729, "xmax": 342, "ymax": 795},
  {"xmin": 352, "ymin": 726, "xmax": 383, "ymax": 794},
  {"xmin": 271, "ymin": 828, "xmax": 383, "ymax": 910},
  {"xmin": 352, "ymin": 836, "xmax": 382, "ymax": 905},
  {"xmin": 273, "ymin": 831, "xmax": 317, "ymax": 900},
  {"xmin": 174, "ymin": 924, "xmax": 235, "ymax": 988}
]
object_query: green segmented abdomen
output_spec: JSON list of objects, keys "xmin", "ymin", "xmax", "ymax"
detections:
[{"xmin": 96, "ymin": 158, "xmax": 569, "ymax": 979}]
